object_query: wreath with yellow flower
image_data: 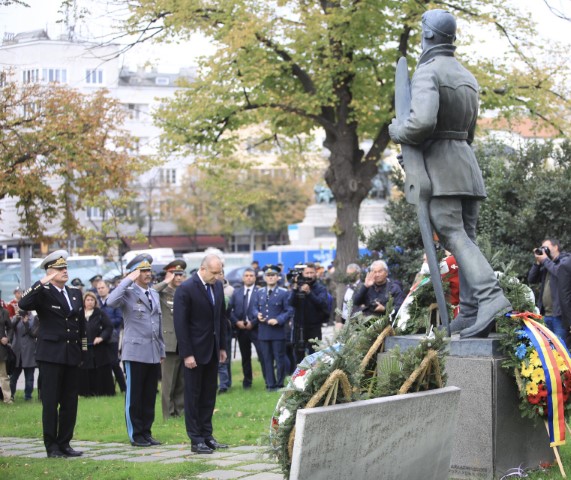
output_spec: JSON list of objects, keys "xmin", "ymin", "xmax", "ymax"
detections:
[{"xmin": 498, "ymin": 313, "xmax": 571, "ymax": 421}]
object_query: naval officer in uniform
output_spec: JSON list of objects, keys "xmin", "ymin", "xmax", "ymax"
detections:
[
  {"xmin": 18, "ymin": 250, "xmax": 86, "ymax": 458},
  {"xmin": 107, "ymin": 254, "xmax": 165, "ymax": 447},
  {"xmin": 251, "ymin": 265, "xmax": 292, "ymax": 391}
]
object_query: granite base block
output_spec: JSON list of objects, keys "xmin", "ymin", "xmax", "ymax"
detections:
[
  {"xmin": 385, "ymin": 335, "xmax": 555, "ymax": 479},
  {"xmin": 290, "ymin": 386, "xmax": 460, "ymax": 480}
]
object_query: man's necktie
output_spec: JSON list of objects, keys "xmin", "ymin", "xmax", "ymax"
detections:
[
  {"xmin": 268, "ymin": 289, "xmax": 273, "ymax": 300},
  {"xmin": 206, "ymin": 284, "xmax": 215, "ymax": 305},
  {"xmin": 244, "ymin": 288, "xmax": 250, "ymax": 309},
  {"xmin": 145, "ymin": 290, "xmax": 152, "ymax": 309},
  {"xmin": 60, "ymin": 289, "xmax": 71, "ymax": 313}
]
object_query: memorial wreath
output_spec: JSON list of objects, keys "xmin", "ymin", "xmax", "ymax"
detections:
[{"xmin": 266, "ymin": 306, "xmax": 449, "ymax": 478}]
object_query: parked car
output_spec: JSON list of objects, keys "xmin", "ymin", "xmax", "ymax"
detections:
[
  {"xmin": 0, "ymin": 270, "xmax": 21, "ymax": 299},
  {"xmin": 224, "ymin": 266, "xmax": 251, "ymax": 289}
]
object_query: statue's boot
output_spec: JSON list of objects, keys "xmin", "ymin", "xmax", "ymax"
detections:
[
  {"xmin": 459, "ymin": 296, "xmax": 512, "ymax": 339},
  {"xmin": 448, "ymin": 311, "xmax": 476, "ymax": 333},
  {"xmin": 448, "ymin": 271, "xmax": 478, "ymax": 333}
]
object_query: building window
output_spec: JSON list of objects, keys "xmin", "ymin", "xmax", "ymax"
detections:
[
  {"xmin": 159, "ymin": 168, "xmax": 177, "ymax": 185},
  {"xmin": 41, "ymin": 68, "xmax": 68, "ymax": 83},
  {"xmin": 86, "ymin": 206, "xmax": 103, "ymax": 220},
  {"xmin": 0, "ymin": 71, "xmax": 7, "ymax": 87},
  {"xmin": 123, "ymin": 103, "xmax": 149, "ymax": 120},
  {"xmin": 85, "ymin": 69, "xmax": 104, "ymax": 84},
  {"xmin": 22, "ymin": 69, "xmax": 40, "ymax": 83}
]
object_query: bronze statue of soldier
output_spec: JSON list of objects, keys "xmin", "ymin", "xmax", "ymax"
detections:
[{"xmin": 389, "ymin": 9, "xmax": 511, "ymax": 338}]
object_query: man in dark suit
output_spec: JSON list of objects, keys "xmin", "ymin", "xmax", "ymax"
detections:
[
  {"xmin": 107, "ymin": 254, "xmax": 165, "ymax": 447},
  {"xmin": 229, "ymin": 268, "xmax": 265, "ymax": 389},
  {"xmin": 18, "ymin": 250, "xmax": 86, "ymax": 458},
  {"xmin": 173, "ymin": 254, "xmax": 228, "ymax": 454}
]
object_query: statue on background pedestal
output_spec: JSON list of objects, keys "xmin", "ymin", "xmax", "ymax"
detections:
[
  {"xmin": 388, "ymin": 9, "xmax": 511, "ymax": 338},
  {"xmin": 314, "ymin": 185, "xmax": 334, "ymax": 205}
]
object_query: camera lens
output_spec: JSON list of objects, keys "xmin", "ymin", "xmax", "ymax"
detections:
[{"xmin": 534, "ymin": 248, "xmax": 543, "ymax": 255}]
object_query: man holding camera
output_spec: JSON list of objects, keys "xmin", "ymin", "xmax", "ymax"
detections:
[
  {"xmin": 528, "ymin": 238, "xmax": 570, "ymax": 341},
  {"xmin": 289, "ymin": 263, "xmax": 330, "ymax": 361}
]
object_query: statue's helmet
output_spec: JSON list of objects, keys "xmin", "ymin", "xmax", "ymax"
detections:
[{"xmin": 421, "ymin": 9, "xmax": 457, "ymax": 43}]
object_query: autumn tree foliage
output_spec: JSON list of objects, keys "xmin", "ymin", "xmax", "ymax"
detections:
[
  {"xmin": 122, "ymin": 0, "xmax": 571, "ymax": 271},
  {"xmin": 0, "ymin": 74, "xmax": 148, "ymax": 247},
  {"xmin": 170, "ymin": 164, "xmax": 313, "ymax": 244}
]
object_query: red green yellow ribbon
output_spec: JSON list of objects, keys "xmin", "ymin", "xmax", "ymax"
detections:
[{"xmin": 513, "ymin": 312, "xmax": 571, "ymax": 447}]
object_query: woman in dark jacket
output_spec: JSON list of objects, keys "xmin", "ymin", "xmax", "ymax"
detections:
[{"xmin": 80, "ymin": 292, "xmax": 115, "ymax": 396}]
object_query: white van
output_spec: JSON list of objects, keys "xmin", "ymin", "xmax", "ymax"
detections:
[{"xmin": 183, "ymin": 249, "xmax": 251, "ymax": 272}]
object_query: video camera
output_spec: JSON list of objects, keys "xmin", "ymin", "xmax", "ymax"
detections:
[{"xmin": 286, "ymin": 264, "xmax": 309, "ymax": 287}]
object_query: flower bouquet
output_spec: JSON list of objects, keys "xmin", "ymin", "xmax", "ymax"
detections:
[{"xmin": 498, "ymin": 312, "xmax": 571, "ymax": 447}]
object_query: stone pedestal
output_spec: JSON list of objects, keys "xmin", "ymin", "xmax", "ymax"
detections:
[
  {"xmin": 289, "ymin": 199, "xmax": 389, "ymax": 248},
  {"xmin": 385, "ymin": 334, "xmax": 555, "ymax": 479},
  {"xmin": 290, "ymin": 386, "xmax": 461, "ymax": 480}
]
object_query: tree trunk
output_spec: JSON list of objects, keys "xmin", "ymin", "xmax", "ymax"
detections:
[{"xmin": 324, "ymin": 130, "xmax": 378, "ymax": 275}]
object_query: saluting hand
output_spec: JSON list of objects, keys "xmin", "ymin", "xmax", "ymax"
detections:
[
  {"xmin": 164, "ymin": 271, "xmax": 175, "ymax": 284},
  {"xmin": 127, "ymin": 269, "xmax": 141, "ymax": 282},
  {"xmin": 40, "ymin": 271, "xmax": 58, "ymax": 285},
  {"xmin": 364, "ymin": 271, "xmax": 375, "ymax": 288}
]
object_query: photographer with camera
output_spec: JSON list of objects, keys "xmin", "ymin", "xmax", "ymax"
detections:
[
  {"xmin": 288, "ymin": 263, "xmax": 330, "ymax": 362},
  {"xmin": 353, "ymin": 260, "xmax": 404, "ymax": 318},
  {"xmin": 528, "ymin": 238, "xmax": 570, "ymax": 342}
]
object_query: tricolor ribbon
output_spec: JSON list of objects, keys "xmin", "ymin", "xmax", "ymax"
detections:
[{"xmin": 512, "ymin": 312, "xmax": 571, "ymax": 446}]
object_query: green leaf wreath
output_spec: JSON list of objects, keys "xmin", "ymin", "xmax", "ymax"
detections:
[{"xmin": 265, "ymin": 307, "xmax": 449, "ymax": 478}]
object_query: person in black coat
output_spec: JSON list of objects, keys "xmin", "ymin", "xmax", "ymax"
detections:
[
  {"xmin": 558, "ymin": 256, "xmax": 571, "ymax": 346},
  {"xmin": 9, "ymin": 310, "xmax": 37, "ymax": 401},
  {"xmin": 173, "ymin": 254, "xmax": 228, "ymax": 454},
  {"xmin": 18, "ymin": 250, "xmax": 86, "ymax": 458},
  {"xmin": 0, "ymin": 303, "xmax": 13, "ymax": 403},
  {"xmin": 79, "ymin": 292, "xmax": 115, "ymax": 397}
]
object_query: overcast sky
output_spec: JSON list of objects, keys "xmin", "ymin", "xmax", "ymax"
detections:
[{"xmin": 1, "ymin": 0, "xmax": 570, "ymax": 72}]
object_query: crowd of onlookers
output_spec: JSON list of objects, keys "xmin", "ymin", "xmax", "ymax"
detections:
[
  {"xmin": 2, "ymin": 238, "xmax": 571, "ymax": 406},
  {"xmin": 1, "ymin": 238, "xmax": 570, "ymax": 457}
]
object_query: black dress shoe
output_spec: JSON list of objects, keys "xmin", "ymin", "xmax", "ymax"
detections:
[
  {"xmin": 191, "ymin": 442, "xmax": 213, "ymax": 454},
  {"xmin": 47, "ymin": 450, "xmax": 66, "ymax": 458},
  {"xmin": 131, "ymin": 439, "xmax": 152, "ymax": 447},
  {"xmin": 144, "ymin": 435, "xmax": 162, "ymax": 446},
  {"xmin": 61, "ymin": 446, "xmax": 83, "ymax": 457},
  {"xmin": 205, "ymin": 438, "xmax": 228, "ymax": 450}
]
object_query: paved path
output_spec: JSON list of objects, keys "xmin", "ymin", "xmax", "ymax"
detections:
[{"xmin": 0, "ymin": 437, "xmax": 284, "ymax": 480}]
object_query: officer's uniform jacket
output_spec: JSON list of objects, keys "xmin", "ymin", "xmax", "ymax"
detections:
[
  {"xmin": 251, "ymin": 287, "xmax": 292, "ymax": 341},
  {"xmin": 153, "ymin": 281, "xmax": 178, "ymax": 353},
  {"xmin": 390, "ymin": 44, "xmax": 486, "ymax": 199},
  {"xmin": 18, "ymin": 282, "xmax": 86, "ymax": 366},
  {"xmin": 107, "ymin": 277, "xmax": 165, "ymax": 364}
]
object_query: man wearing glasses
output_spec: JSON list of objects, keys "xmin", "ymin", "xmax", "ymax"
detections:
[{"xmin": 154, "ymin": 259, "xmax": 187, "ymax": 420}]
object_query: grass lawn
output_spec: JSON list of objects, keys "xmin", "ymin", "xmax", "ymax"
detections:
[
  {"xmin": 1, "ymin": 360, "xmax": 280, "ymax": 479},
  {"xmin": 3, "ymin": 360, "xmax": 571, "ymax": 479}
]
